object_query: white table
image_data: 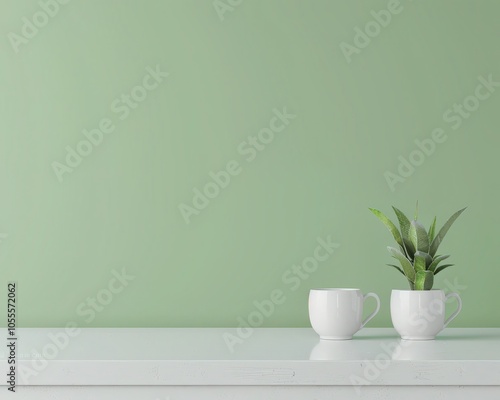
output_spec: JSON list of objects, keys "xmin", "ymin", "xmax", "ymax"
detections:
[{"xmin": 2, "ymin": 328, "xmax": 499, "ymax": 399}]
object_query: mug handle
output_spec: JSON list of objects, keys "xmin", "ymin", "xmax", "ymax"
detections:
[
  {"xmin": 361, "ymin": 293, "xmax": 381, "ymax": 329},
  {"xmin": 443, "ymin": 292, "xmax": 462, "ymax": 328}
]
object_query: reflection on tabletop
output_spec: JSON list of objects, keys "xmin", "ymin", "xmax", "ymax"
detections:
[{"xmin": 309, "ymin": 337, "xmax": 450, "ymax": 361}]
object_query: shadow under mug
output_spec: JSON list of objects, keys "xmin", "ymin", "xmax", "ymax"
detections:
[{"xmin": 309, "ymin": 288, "xmax": 380, "ymax": 340}]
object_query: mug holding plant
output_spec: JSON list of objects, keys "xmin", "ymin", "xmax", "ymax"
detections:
[{"xmin": 370, "ymin": 204, "xmax": 466, "ymax": 340}]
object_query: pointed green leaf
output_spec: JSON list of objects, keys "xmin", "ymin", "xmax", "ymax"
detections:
[
  {"xmin": 429, "ymin": 208, "xmax": 467, "ymax": 256},
  {"xmin": 387, "ymin": 246, "xmax": 415, "ymax": 282},
  {"xmin": 392, "ymin": 206, "xmax": 416, "ymax": 258},
  {"xmin": 387, "ymin": 264, "xmax": 406, "ymax": 276},
  {"xmin": 410, "ymin": 220, "xmax": 430, "ymax": 252},
  {"xmin": 414, "ymin": 270, "xmax": 434, "ymax": 290},
  {"xmin": 414, "ymin": 200, "xmax": 419, "ymax": 220},
  {"xmin": 408, "ymin": 280, "xmax": 415, "ymax": 290},
  {"xmin": 428, "ymin": 216, "xmax": 437, "ymax": 243},
  {"xmin": 416, "ymin": 251, "xmax": 433, "ymax": 268},
  {"xmin": 369, "ymin": 208, "xmax": 404, "ymax": 248},
  {"xmin": 428, "ymin": 254, "xmax": 450, "ymax": 272},
  {"xmin": 434, "ymin": 264, "xmax": 455, "ymax": 275},
  {"xmin": 413, "ymin": 252, "xmax": 427, "ymax": 272}
]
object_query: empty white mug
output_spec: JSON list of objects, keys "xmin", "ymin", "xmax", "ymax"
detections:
[{"xmin": 309, "ymin": 288, "xmax": 380, "ymax": 340}]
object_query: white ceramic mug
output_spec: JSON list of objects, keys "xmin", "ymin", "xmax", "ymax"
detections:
[
  {"xmin": 309, "ymin": 288, "xmax": 380, "ymax": 340},
  {"xmin": 390, "ymin": 289, "xmax": 462, "ymax": 340}
]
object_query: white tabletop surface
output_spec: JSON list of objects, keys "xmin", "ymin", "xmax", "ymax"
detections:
[{"xmin": 2, "ymin": 328, "xmax": 500, "ymax": 386}]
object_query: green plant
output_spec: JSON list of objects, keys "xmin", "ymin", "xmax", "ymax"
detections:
[{"xmin": 369, "ymin": 204, "xmax": 466, "ymax": 290}]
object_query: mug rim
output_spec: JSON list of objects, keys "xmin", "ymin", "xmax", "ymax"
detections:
[
  {"xmin": 310, "ymin": 288, "xmax": 360, "ymax": 291},
  {"xmin": 392, "ymin": 289, "xmax": 444, "ymax": 292}
]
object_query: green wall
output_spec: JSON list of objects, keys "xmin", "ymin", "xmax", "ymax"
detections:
[{"xmin": 1, "ymin": 0, "xmax": 499, "ymax": 328}]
